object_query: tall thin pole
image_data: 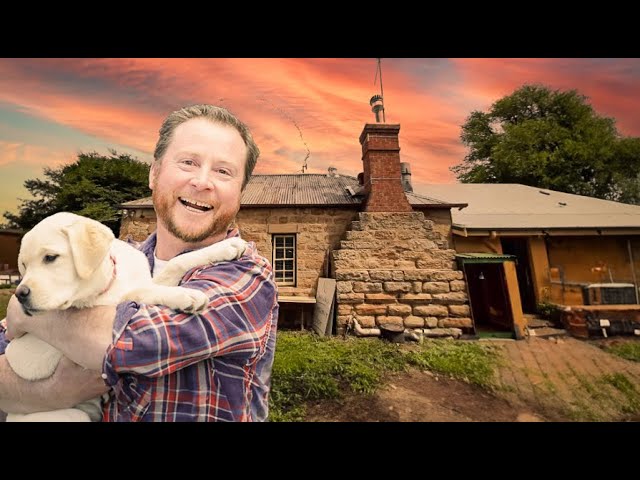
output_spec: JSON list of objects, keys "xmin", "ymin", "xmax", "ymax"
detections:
[{"xmin": 377, "ymin": 58, "xmax": 386, "ymax": 122}]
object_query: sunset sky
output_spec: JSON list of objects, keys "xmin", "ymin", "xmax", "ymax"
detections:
[{"xmin": 1, "ymin": 58, "xmax": 639, "ymax": 217}]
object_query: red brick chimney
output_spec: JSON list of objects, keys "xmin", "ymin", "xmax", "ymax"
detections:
[{"xmin": 359, "ymin": 123, "xmax": 413, "ymax": 212}]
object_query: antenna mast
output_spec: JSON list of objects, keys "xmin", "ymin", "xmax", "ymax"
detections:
[{"xmin": 374, "ymin": 58, "xmax": 386, "ymax": 122}]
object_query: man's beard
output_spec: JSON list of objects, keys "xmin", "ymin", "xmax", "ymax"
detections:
[{"xmin": 153, "ymin": 188, "xmax": 237, "ymax": 243}]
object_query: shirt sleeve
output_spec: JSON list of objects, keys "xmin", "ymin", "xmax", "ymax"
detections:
[
  {"xmin": 0, "ymin": 325, "xmax": 8, "ymax": 356},
  {"xmin": 103, "ymin": 254, "xmax": 277, "ymax": 381}
]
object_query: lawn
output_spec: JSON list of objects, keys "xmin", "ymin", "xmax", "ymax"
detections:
[
  {"xmin": 269, "ymin": 330, "xmax": 501, "ymax": 421},
  {"xmin": 0, "ymin": 289, "xmax": 12, "ymax": 319}
]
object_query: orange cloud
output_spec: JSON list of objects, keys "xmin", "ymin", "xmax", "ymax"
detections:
[
  {"xmin": 0, "ymin": 141, "xmax": 76, "ymax": 168},
  {"xmin": 1, "ymin": 57, "xmax": 639, "ymax": 198},
  {"xmin": 450, "ymin": 58, "xmax": 640, "ymax": 135}
]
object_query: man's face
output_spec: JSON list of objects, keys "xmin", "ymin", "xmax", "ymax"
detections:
[{"xmin": 149, "ymin": 118, "xmax": 246, "ymax": 244}]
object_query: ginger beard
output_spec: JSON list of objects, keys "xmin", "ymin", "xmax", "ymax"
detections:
[{"xmin": 151, "ymin": 168, "xmax": 240, "ymax": 243}]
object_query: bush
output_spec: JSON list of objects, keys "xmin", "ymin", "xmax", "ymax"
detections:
[{"xmin": 537, "ymin": 301, "xmax": 563, "ymax": 326}]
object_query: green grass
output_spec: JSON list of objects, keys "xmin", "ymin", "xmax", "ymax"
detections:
[
  {"xmin": 0, "ymin": 293, "xmax": 10, "ymax": 319},
  {"xmin": 269, "ymin": 331, "xmax": 500, "ymax": 422},
  {"xmin": 604, "ymin": 342, "xmax": 640, "ymax": 362},
  {"xmin": 476, "ymin": 331, "xmax": 513, "ymax": 339},
  {"xmin": 601, "ymin": 373, "xmax": 640, "ymax": 414},
  {"xmin": 405, "ymin": 339, "xmax": 501, "ymax": 388}
]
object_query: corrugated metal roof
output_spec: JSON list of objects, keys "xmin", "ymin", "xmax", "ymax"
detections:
[
  {"xmin": 120, "ymin": 174, "xmax": 455, "ymax": 209},
  {"xmin": 241, "ymin": 174, "xmax": 361, "ymax": 206},
  {"xmin": 421, "ymin": 183, "xmax": 640, "ymax": 231},
  {"xmin": 406, "ymin": 191, "xmax": 465, "ymax": 207},
  {"xmin": 120, "ymin": 197, "xmax": 153, "ymax": 207}
]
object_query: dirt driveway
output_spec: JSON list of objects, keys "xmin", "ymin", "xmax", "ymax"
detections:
[{"xmin": 305, "ymin": 336, "xmax": 640, "ymax": 422}]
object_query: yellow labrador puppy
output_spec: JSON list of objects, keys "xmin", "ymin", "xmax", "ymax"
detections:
[{"xmin": 3, "ymin": 212, "xmax": 246, "ymax": 422}]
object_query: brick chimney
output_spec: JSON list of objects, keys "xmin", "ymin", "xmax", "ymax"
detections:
[{"xmin": 359, "ymin": 123, "xmax": 413, "ymax": 212}]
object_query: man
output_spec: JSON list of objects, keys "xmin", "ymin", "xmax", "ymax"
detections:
[{"xmin": 0, "ymin": 104, "xmax": 279, "ymax": 421}]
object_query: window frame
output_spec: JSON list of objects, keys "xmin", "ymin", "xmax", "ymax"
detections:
[{"xmin": 272, "ymin": 233, "xmax": 297, "ymax": 286}]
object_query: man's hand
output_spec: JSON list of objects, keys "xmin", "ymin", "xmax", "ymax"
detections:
[
  {"xmin": 5, "ymin": 294, "xmax": 29, "ymax": 340},
  {"xmin": 0, "ymin": 354, "xmax": 108, "ymax": 415},
  {"xmin": 46, "ymin": 356, "xmax": 109, "ymax": 405}
]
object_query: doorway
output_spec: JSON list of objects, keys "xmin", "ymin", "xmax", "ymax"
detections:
[
  {"xmin": 464, "ymin": 263, "xmax": 514, "ymax": 336},
  {"xmin": 501, "ymin": 237, "xmax": 536, "ymax": 313}
]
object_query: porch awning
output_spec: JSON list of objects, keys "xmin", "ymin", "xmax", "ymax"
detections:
[{"xmin": 455, "ymin": 253, "xmax": 517, "ymax": 264}]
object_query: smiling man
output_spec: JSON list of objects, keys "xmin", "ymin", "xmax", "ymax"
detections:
[{"xmin": 0, "ymin": 104, "xmax": 279, "ymax": 422}]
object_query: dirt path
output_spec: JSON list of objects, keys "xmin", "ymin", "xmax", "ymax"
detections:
[
  {"xmin": 305, "ymin": 336, "xmax": 640, "ymax": 422},
  {"xmin": 305, "ymin": 368, "xmax": 546, "ymax": 422}
]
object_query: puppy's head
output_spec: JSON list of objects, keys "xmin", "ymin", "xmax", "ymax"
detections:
[{"xmin": 17, "ymin": 212, "xmax": 114, "ymax": 313}]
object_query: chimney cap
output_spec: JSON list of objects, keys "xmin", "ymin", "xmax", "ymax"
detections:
[{"xmin": 369, "ymin": 94, "xmax": 383, "ymax": 106}]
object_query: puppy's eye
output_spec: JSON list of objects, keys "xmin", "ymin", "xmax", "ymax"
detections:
[{"xmin": 43, "ymin": 254, "xmax": 59, "ymax": 264}]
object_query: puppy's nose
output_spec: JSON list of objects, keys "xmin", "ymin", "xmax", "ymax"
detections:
[{"xmin": 15, "ymin": 285, "xmax": 31, "ymax": 304}]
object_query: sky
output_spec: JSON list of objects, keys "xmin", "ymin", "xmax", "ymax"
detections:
[{"xmin": 1, "ymin": 58, "xmax": 640, "ymax": 216}]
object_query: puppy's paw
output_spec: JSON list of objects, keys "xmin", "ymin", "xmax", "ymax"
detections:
[
  {"xmin": 175, "ymin": 289, "xmax": 209, "ymax": 313},
  {"xmin": 153, "ymin": 265, "xmax": 185, "ymax": 287},
  {"xmin": 218, "ymin": 238, "xmax": 248, "ymax": 262}
]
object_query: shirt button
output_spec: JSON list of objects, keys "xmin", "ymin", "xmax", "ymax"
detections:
[{"xmin": 101, "ymin": 373, "xmax": 108, "ymax": 380}]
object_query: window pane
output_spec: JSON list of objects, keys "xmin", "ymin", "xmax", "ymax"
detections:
[{"xmin": 272, "ymin": 234, "xmax": 296, "ymax": 285}]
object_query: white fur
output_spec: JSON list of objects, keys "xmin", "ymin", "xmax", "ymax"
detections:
[{"xmin": 4, "ymin": 212, "xmax": 247, "ymax": 422}]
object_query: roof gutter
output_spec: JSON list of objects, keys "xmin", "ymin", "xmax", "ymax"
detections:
[{"xmin": 452, "ymin": 226, "xmax": 640, "ymax": 237}]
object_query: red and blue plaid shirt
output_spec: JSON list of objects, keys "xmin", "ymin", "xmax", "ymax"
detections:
[{"xmin": 101, "ymin": 228, "xmax": 278, "ymax": 421}]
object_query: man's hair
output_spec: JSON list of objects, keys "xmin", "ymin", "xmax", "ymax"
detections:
[{"xmin": 153, "ymin": 104, "xmax": 260, "ymax": 190}]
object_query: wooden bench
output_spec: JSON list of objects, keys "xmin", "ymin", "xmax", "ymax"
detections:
[
  {"xmin": 277, "ymin": 295, "xmax": 316, "ymax": 330},
  {"xmin": 277, "ymin": 295, "xmax": 316, "ymax": 304}
]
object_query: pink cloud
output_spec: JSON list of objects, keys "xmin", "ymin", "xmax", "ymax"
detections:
[
  {"xmin": 1, "ymin": 58, "xmax": 639, "ymax": 198},
  {"xmin": 0, "ymin": 141, "xmax": 76, "ymax": 168}
]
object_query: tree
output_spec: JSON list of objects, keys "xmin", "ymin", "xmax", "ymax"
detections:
[
  {"xmin": 3, "ymin": 150, "xmax": 151, "ymax": 235},
  {"xmin": 451, "ymin": 84, "xmax": 640, "ymax": 203}
]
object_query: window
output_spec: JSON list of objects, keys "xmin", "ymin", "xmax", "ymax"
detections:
[{"xmin": 273, "ymin": 234, "xmax": 296, "ymax": 286}]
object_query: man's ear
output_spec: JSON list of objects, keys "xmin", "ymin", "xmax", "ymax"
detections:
[
  {"xmin": 62, "ymin": 218, "xmax": 114, "ymax": 279},
  {"xmin": 149, "ymin": 161, "xmax": 158, "ymax": 190}
]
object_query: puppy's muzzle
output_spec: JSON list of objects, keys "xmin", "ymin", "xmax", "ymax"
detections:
[
  {"xmin": 15, "ymin": 285, "xmax": 31, "ymax": 304},
  {"xmin": 15, "ymin": 285, "xmax": 35, "ymax": 316}
]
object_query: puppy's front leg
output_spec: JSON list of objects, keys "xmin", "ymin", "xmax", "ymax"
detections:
[
  {"xmin": 125, "ymin": 285, "xmax": 209, "ymax": 313},
  {"xmin": 5, "ymin": 333, "xmax": 63, "ymax": 381},
  {"xmin": 153, "ymin": 238, "xmax": 247, "ymax": 286}
]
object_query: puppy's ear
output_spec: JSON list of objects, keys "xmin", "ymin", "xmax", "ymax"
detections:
[{"xmin": 62, "ymin": 218, "xmax": 115, "ymax": 279}]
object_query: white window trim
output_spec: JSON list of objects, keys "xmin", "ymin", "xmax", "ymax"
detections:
[{"xmin": 273, "ymin": 233, "xmax": 296, "ymax": 286}]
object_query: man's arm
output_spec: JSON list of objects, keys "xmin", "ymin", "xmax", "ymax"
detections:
[
  {"xmin": 104, "ymin": 254, "xmax": 278, "ymax": 380},
  {"xmin": 0, "ymin": 355, "xmax": 107, "ymax": 414},
  {"xmin": 5, "ymin": 295, "xmax": 114, "ymax": 371}
]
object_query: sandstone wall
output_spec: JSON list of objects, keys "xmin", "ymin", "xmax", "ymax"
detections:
[
  {"xmin": 237, "ymin": 207, "xmax": 359, "ymax": 297},
  {"xmin": 333, "ymin": 212, "xmax": 471, "ymax": 338},
  {"xmin": 119, "ymin": 209, "xmax": 157, "ymax": 241}
]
